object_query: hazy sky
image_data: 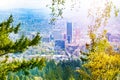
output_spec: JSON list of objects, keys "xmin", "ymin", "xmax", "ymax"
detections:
[
  {"xmin": 0, "ymin": 0, "xmax": 50, "ymax": 9},
  {"xmin": 0, "ymin": 0, "xmax": 120, "ymax": 34},
  {"xmin": 0, "ymin": 0, "xmax": 119, "ymax": 22},
  {"xmin": 0, "ymin": 0, "xmax": 119, "ymax": 9},
  {"xmin": 0, "ymin": 0, "xmax": 119, "ymax": 11}
]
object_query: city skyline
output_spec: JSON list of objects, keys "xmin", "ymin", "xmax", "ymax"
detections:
[
  {"xmin": 0, "ymin": 1, "xmax": 120, "ymax": 79},
  {"xmin": 0, "ymin": 0, "xmax": 120, "ymax": 55}
]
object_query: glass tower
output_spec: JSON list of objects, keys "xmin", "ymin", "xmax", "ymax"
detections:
[{"xmin": 67, "ymin": 22, "xmax": 72, "ymax": 43}]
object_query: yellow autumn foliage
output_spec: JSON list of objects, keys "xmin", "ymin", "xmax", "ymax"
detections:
[
  {"xmin": 78, "ymin": 0, "xmax": 120, "ymax": 80},
  {"xmin": 83, "ymin": 52, "xmax": 120, "ymax": 80}
]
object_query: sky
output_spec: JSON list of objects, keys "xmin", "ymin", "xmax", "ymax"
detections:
[
  {"xmin": 0, "ymin": 0, "xmax": 120, "ymax": 34},
  {"xmin": 0, "ymin": 0, "xmax": 50, "ymax": 9},
  {"xmin": 0, "ymin": 0, "xmax": 119, "ymax": 9}
]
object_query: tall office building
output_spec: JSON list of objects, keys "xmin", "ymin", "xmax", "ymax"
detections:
[{"xmin": 67, "ymin": 22, "xmax": 72, "ymax": 43}]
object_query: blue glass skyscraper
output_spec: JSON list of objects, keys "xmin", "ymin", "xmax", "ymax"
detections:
[{"xmin": 67, "ymin": 22, "xmax": 72, "ymax": 43}]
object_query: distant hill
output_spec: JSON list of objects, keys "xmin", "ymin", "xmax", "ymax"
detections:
[{"xmin": 0, "ymin": 8, "xmax": 51, "ymax": 33}]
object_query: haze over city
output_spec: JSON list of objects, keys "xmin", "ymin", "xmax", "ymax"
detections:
[
  {"xmin": 0, "ymin": 0, "xmax": 120, "ymax": 34},
  {"xmin": 0, "ymin": 0, "xmax": 120, "ymax": 80}
]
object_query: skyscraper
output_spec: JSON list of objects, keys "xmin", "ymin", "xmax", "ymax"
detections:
[{"xmin": 67, "ymin": 22, "xmax": 72, "ymax": 43}]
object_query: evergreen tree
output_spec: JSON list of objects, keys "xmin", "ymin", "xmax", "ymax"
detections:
[
  {"xmin": 0, "ymin": 15, "xmax": 42, "ymax": 55},
  {"xmin": 0, "ymin": 15, "xmax": 45, "ymax": 80}
]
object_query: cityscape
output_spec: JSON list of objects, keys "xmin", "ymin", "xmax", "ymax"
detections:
[
  {"xmin": 0, "ymin": 0, "xmax": 120, "ymax": 80},
  {"xmin": 0, "ymin": 8, "xmax": 120, "ymax": 60}
]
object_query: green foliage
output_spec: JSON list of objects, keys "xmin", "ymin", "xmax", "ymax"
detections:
[
  {"xmin": 0, "ymin": 15, "xmax": 41, "ymax": 55},
  {"xmin": 0, "ymin": 15, "xmax": 45, "ymax": 80},
  {"xmin": 39, "ymin": 59, "xmax": 84, "ymax": 80},
  {"xmin": 13, "ymin": 59, "xmax": 89, "ymax": 80},
  {"xmin": 48, "ymin": 0, "xmax": 65, "ymax": 23},
  {"xmin": 42, "ymin": 60, "xmax": 63, "ymax": 80},
  {"xmin": 1, "ymin": 57, "xmax": 45, "ymax": 80}
]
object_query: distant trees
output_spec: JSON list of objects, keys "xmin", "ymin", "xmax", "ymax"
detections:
[
  {"xmin": 39, "ymin": 59, "xmax": 83, "ymax": 80},
  {"xmin": 0, "ymin": 15, "xmax": 45, "ymax": 80}
]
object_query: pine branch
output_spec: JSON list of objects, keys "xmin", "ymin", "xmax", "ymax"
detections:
[
  {"xmin": 0, "ymin": 15, "xmax": 41, "ymax": 56},
  {"xmin": 0, "ymin": 58, "xmax": 46, "ymax": 80}
]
